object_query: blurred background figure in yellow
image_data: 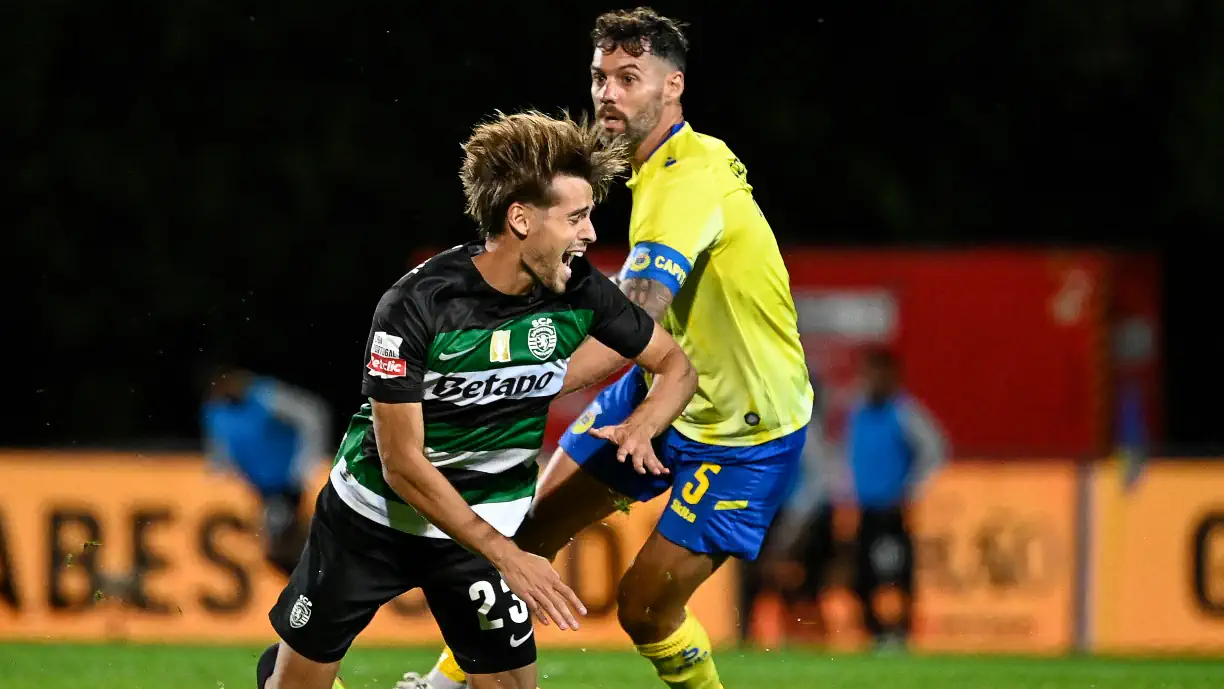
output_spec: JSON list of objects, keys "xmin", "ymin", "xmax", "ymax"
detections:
[{"xmin": 201, "ymin": 365, "xmax": 332, "ymax": 578}]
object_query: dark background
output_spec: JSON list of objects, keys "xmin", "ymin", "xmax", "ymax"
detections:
[{"xmin": 5, "ymin": 1, "xmax": 1221, "ymax": 451}]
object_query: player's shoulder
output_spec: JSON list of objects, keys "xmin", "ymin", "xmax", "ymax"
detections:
[
  {"xmin": 378, "ymin": 242, "xmax": 477, "ymax": 313},
  {"xmin": 562, "ymin": 253, "xmax": 611, "ymax": 300},
  {"xmin": 663, "ymin": 124, "xmax": 748, "ymax": 190},
  {"xmin": 895, "ymin": 393, "xmax": 936, "ymax": 420},
  {"xmin": 675, "ymin": 126, "xmax": 739, "ymax": 175}
]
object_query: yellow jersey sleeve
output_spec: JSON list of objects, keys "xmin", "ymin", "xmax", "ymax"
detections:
[
  {"xmin": 617, "ymin": 171, "xmax": 724, "ymax": 296},
  {"xmin": 622, "ymin": 123, "xmax": 814, "ymax": 447}
]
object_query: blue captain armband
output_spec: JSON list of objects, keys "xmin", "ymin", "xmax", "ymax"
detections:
[{"xmin": 618, "ymin": 242, "xmax": 692, "ymax": 296}]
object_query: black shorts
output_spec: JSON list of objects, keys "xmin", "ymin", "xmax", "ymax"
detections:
[
  {"xmin": 269, "ymin": 482, "xmax": 536, "ymax": 674},
  {"xmin": 797, "ymin": 504, "xmax": 835, "ymax": 596}
]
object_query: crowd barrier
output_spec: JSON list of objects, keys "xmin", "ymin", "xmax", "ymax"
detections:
[
  {"xmin": 0, "ymin": 452, "xmax": 737, "ymax": 647},
  {"xmin": 1088, "ymin": 461, "xmax": 1224, "ymax": 653},
  {"xmin": 0, "ymin": 452, "xmax": 1220, "ymax": 652}
]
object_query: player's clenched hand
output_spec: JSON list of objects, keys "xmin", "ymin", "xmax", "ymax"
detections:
[
  {"xmin": 497, "ymin": 549, "xmax": 586, "ymax": 631},
  {"xmin": 589, "ymin": 423, "xmax": 669, "ymax": 476}
]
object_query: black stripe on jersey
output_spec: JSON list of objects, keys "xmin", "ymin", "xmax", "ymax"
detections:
[
  {"xmin": 430, "ymin": 293, "xmax": 584, "ymax": 336},
  {"xmin": 422, "ymin": 395, "xmax": 554, "ymax": 428}
]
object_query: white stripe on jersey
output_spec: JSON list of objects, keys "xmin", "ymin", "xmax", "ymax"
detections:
[
  {"xmin": 421, "ymin": 359, "xmax": 568, "ymax": 407},
  {"xmin": 328, "ymin": 460, "xmax": 532, "ymax": 539},
  {"xmin": 424, "ymin": 446, "xmax": 539, "ymax": 473}
]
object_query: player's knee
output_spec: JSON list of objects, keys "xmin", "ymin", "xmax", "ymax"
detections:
[
  {"xmin": 615, "ymin": 580, "xmax": 650, "ymax": 636},
  {"xmin": 616, "ymin": 581, "xmax": 683, "ymax": 642}
]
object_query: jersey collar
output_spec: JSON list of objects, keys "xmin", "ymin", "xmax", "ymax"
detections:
[{"xmin": 628, "ymin": 121, "xmax": 687, "ymax": 190}]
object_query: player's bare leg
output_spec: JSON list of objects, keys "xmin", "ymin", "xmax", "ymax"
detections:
[
  {"xmin": 261, "ymin": 642, "xmax": 345, "ymax": 689},
  {"xmin": 466, "ymin": 666, "xmax": 536, "ymax": 689},
  {"xmin": 617, "ymin": 530, "xmax": 727, "ymax": 689},
  {"xmin": 514, "ymin": 448, "xmax": 629, "ymax": 557},
  {"xmin": 398, "ymin": 449, "xmax": 628, "ymax": 689}
]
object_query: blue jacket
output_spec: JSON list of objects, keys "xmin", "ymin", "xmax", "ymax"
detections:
[
  {"xmin": 846, "ymin": 393, "xmax": 947, "ymax": 509},
  {"xmin": 201, "ymin": 377, "xmax": 329, "ymax": 494}
]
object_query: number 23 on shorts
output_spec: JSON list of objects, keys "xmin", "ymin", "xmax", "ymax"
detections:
[{"xmin": 469, "ymin": 577, "xmax": 529, "ymax": 631}]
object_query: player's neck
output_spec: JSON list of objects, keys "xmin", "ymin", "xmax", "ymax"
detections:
[
  {"xmin": 474, "ymin": 237, "xmax": 535, "ymax": 296},
  {"xmin": 633, "ymin": 108, "xmax": 684, "ymax": 168}
]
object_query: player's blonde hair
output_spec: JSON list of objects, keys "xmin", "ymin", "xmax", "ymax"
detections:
[{"xmin": 459, "ymin": 110, "xmax": 629, "ymax": 238}]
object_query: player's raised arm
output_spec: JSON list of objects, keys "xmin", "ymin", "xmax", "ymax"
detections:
[
  {"xmin": 557, "ymin": 277, "xmax": 674, "ymax": 396},
  {"xmin": 567, "ymin": 265, "xmax": 697, "ymax": 475},
  {"xmin": 588, "ymin": 321, "xmax": 695, "ymax": 475}
]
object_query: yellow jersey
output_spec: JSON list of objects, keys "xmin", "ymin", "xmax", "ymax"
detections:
[{"xmin": 618, "ymin": 122, "xmax": 813, "ymax": 447}]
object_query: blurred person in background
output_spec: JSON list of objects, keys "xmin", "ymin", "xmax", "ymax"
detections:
[
  {"xmin": 741, "ymin": 377, "xmax": 840, "ymax": 646},
  {"xmin": 202, "ymin": 365, "xmax": 332, "ymax": 578},
  {"xmin": 846, "ymin": 348, "xmax": 947, "ymax": 651}
]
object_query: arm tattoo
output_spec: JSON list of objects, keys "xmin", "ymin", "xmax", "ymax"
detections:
[{"xmin": 620, "ymin": 277, "xmax": 675, "ymax": 321}]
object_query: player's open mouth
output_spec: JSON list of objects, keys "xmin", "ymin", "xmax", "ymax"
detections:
[{"xmin": 560, "ymin": 249, "xmax": 582, "ymax": 282}]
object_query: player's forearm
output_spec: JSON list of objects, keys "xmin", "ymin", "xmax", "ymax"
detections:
[
  {"xmin": 623, "ymin": 346, "xmax": 696, "ymax": 437},
  {"xmin": 559, "ymin": 337, "xmax": 630, "ymax": 396},
  {"xmin": 560, "ymin": 274, "xmax": 678, "ymax": 398},
  {"xmin": 381, "ymin": 452, "xmax": 517, "ymax": 565}
]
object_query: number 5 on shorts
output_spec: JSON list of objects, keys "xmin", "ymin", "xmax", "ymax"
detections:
[
  {"xmin": 681, "ymin": 462, "xmax": 722, "ymax": 505},
  {"xmin": 469, "ymin": 578, "xmax": 529, "ymax": 630}
]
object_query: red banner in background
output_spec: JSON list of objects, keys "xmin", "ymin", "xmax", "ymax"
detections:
[
  {"xmin": 527, "ymin": 247, "xmax": 1161, "ymax": 459},
  {"xmin": 782, "ymin": 249, "xmax": 1113, "ymax": 457},
  {"xmin": 416, "ymin": 246, "xmax": 1161, "ymax": 458}
]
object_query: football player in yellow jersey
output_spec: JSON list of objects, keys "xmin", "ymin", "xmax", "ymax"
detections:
[{"xmin": 401, "ymin": 8, "xmax": 812, "ymax": 689}]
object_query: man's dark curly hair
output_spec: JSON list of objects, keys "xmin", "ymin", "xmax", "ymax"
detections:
[{"xmin": 592, "ymin": 7, "xmax": 689, "ymax": 72}]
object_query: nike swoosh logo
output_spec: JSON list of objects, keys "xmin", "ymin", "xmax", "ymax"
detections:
[
  {"xmin": 437, "ymin": 346, "xmax": 478, "ymax": 361},
  {"xmin": 509, "ymin": 628, "xmax": 534, "ymax": 648}
]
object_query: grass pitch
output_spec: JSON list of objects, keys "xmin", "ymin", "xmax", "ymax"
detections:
[{"xmin": 1, "ymin": 642, "xmax": 1222, "ymax": 688}]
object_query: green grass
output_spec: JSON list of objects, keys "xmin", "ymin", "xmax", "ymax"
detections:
[{"xmin": 1, "ymin": 643, "xmax": 1223, "ymax": 689}]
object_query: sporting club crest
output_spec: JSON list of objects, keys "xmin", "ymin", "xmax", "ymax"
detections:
[
  {"xmin": 527, "ymin": 317, "xmax": 557, "ymax": 360},
  {"xmin": 288, "ymin": 594, "xmax": 312, "ymax": 629}
]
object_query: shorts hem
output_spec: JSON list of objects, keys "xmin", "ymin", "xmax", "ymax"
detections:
[
  {"xmin": 573, "ymin": 454, "xmax": 667, "ymax": 504},
  {"xmin": 654, "ymin": 524, "xmax": 755, "ymax": 561},
  {"xmin": 270, "ymin": 623, "xmax": 349, "ymax": 665},
  {"xmin": 655, "ymin": 518, "xmax": 761, "ymax": 561}
]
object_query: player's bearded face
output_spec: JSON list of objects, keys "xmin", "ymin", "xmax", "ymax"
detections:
[
  {"xmin": 521, "ymin": 175, "xmax": 596, "ymax": 294},
  {"xmin": 617, "ymin": 98, "xmax": 664, "ymax": 151},
  {"xmin": 591, "ymin": 48, "xmax": 666, "ymax": 151}
]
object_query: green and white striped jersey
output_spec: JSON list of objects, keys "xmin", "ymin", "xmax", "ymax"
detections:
[{"xmin": 331, "ymin": 241, "xmax": 653, "ymax": 538}]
